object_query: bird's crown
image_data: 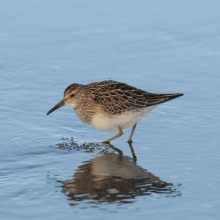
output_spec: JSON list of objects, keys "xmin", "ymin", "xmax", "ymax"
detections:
[{"xmin": 64, "ymin": 83, "xmax": 79, "ymax": 95}]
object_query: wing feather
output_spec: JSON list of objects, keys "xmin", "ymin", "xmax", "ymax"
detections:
[{"xmin": 88, "ymin": 80, "xmax": 182, "ymax": 114}]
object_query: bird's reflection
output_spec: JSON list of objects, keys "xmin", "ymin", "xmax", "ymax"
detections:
[{"xmin": 59, "ymin": 142, "xmax": 181, "ymax": 204}]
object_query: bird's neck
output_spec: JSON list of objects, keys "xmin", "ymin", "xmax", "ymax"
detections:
[{"xmin": 73, "ymin": 94, "xmax": 94, "ymax": 125}]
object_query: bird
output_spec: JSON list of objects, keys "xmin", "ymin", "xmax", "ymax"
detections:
[{"xmin": 47, "ymin": 80, "xmax": 183, "ymax": 142}]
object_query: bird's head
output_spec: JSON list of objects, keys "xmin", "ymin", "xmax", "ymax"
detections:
[{"xmin": 47, "ymin": 84, "xmax": 80, "ymax": 115}]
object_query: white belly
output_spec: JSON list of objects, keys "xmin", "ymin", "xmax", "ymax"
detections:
[{"xmin": 91, "ymin": 105, "xmax": 159, "ymax": 131}]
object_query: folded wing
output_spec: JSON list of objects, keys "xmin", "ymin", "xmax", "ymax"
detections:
[{"xmin": 89, "ymin": 80, "xmax": 183, "ymax": 114}]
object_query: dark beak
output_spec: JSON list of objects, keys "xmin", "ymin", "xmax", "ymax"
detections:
[{"xmin": 47, "ymin": 99, "xmax": 65, "ymax": 115}]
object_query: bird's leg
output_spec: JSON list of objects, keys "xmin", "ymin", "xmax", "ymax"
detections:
[
  {"xmin": 128, "ymin": 123, "xmax": 137, "ymax": 142},
  {"xmin": 102, "ymin": 128, "xmax": 123, "ymax": 143}
]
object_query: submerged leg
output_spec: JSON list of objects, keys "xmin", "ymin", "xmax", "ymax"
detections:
[
  {"xmin": 128, "ymin": 123, "xmax": 137, "ymax": 142},
  {"xmin": 103, "ymin": 128, "xmax": 123, "ymax": 143}
]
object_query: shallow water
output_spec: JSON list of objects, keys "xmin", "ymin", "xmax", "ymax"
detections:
[{"xmin": 1, "ymin": 0, "xmax": 220, "ymax": 219}]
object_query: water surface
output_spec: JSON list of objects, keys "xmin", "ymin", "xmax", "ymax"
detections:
[{"xmin": 0, "ymin": 0, "xmax": 220, "ymax": 219}]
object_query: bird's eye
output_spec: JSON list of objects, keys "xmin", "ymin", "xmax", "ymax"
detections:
[{"xmin": 70, "ymin": 94, "xmax": 75, "ymax": 97}]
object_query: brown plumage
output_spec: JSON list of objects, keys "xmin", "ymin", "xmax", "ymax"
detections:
[
  {"xmin": 87, "ymin": 80, "xmax": 183, "ymax": 114},
  {"xmin": 47, "ymin": 80, "xmax": 183, "ymax": 142}
]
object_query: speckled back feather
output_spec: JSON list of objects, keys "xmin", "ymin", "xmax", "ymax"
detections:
[{"xmin": 87, "ymin": 80, "xmax": 182, "ymax": 114}]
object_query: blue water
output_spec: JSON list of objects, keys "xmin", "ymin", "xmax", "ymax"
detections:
[{"xmin": 1, "ymin": 0, "xmax": 220, "ymax": 219}]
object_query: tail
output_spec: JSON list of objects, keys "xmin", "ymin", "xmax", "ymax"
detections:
[
  {"xmin": 144, "ymin": 93, "xmax": 184, "ymax": 107},
  {"xmin": 163, "ymin": 93, "xmax": 184, "ymax": 100}
]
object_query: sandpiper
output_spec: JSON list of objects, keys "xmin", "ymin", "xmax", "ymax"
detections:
[{"xmin": 47, "ymin": 80, "xmax": 183, "ymax": 142}]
